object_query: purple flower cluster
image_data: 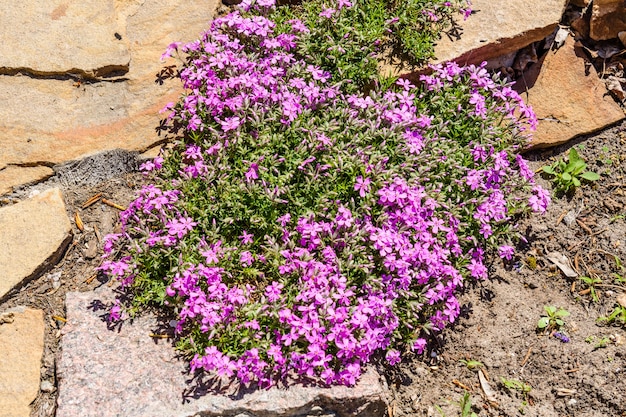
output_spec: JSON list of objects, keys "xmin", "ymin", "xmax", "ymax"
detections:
[{"xmin": 100, "ymin": 0, "xmax": 549, "ymax": 388}]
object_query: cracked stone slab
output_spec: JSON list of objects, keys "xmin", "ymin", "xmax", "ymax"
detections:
[
  {"xmin": 524, "ymin": 36, "xmax": 625, "ymax": 148},
  {"xmin": 433, "ymin": 0, "xmax": 568, "ymax": 65},
  {"xmin": 0, "ymin": 165, "xmax": 54, "ymax": 195},
  {"xmin": 57, "ymin": 288, "xmax": 388, "ymax": 417},
  {"xmin": 0, "ymin": 187, "xmax": 72, "ymax": 299},
  {"xmin": 0, "ymin": 307, "xmax": 44, "ymax": 417},
  {"xmin": 590, "ymin": 0, "xmax": 626, "ymax": 41},
  {"xmin": 0, "ymin": 1, "xmax": 129, "ymax": 77},
  {"xmin": 0, "ymin": 0, "xmax": 219, "ymax": 173}
]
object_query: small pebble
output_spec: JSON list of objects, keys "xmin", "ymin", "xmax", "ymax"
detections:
[
  {"xmin": 567, "ymin": 398, "xmax": 577, "ymax": 406},
  {"xmin": 40, "ymin": 380, "xmax": 55, "ymax": 393}
]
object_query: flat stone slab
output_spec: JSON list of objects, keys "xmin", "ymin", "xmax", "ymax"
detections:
[
  {"xmin": 0, "ymin": 188, "xmax": 72, "ymax": 299},
  {"xmin": 57, "ymin": 288, "xmax": 388, "ymax": 417},
  {"xmin": 0, "ymin": 165, "xmax": 54, "ymax": 195},
  {"xmin": 0, "ymin": 1, "xmax": 129, "ymax": 77},
  {"xmin": 0, "ymin": 0, "xmax": 219, "ymax": 175},
  {"xmin": 525, "ymin": 36, "xmax": 625, "ymax": 148},
  {"xmin": 0, "ymin": 307, "xmax": 44, "ymax": 417},
  {"xmin": 434, "ymin": 0, "xmax": 568, "ymax": 65}
]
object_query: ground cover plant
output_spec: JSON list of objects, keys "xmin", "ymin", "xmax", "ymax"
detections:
[{"xmin": 100, "ymin": 0, "xmax": 549, "ymax": 387}]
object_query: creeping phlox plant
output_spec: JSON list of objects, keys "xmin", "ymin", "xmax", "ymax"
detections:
[
  {"xmin": 272, "ymin": 0, "xmax": 472, "ymax": 91},
  {"xmin": 100, "ymin": 0, "xmax": 549, "ymax": 387}
]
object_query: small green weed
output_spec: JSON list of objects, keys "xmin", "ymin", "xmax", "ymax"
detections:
[
  {"xmin": 579, "ymin": 276, "xmax": 602, "ymax": 302},
  {"xmin": 542, "ymin": 148, "xmax": 600, "ymax": 194},
  {"xmin": 501, "ymin": 377, "xmax": 532, "ymax": 399},
  {"xmin": 585, "ymin": 335, "xmax": 611, "ymax": 350},
  {"xmin": 537, "ymin": 306, "xmax": 570, "ymax": 332},
  {"xmin": 459, "ymin": 358, "xmax": 484, "ymax": 371},
  {"xmin": 597, "ymin": 303, "xmax": 626, "ymax": 326},
  {"xmin": 459, "ymin": 391, "xmax": 479, "ymax": 417}
]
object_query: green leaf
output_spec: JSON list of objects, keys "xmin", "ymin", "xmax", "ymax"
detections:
[
  {"xmin": 568, "ymin": 160, "xmax": 586, "ymax": 175},
  {"xmin": 572, "ymin": 177, "xmax": 580, "ymax": 187},
  {"xmin": 542, "ymin": 166, "xmax": 555, "ymax": 175},
  {"xmin": 580, "ymin": 171, "xmax": 600, "ymax": 181},
  {"xmin": 544, "ymin": 306, "xmax": 556, "ymax": 315},
  {"xmin": 537, "ymin": 317, "xmax": 550, "ymax": 329},
  {"xmin": 568, "ymin": 148, "xmax": 581, "ymax": 163},
  {"xmin": 561, "ymin": 172, "xmax": 572, "ymax": 181},
  {"xmin": 555, "ymin": 309, "xmax": 570, "ymax": 318}
]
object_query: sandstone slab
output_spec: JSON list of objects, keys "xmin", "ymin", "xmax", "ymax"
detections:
[
  {"xmin": 0, "ymin": 0, "xmax": 219, "ymax": 175},
  {"xmin": 590, "ymin": 0, "xmax": 626, "ymax": 41},
  {"xmin": 0, "ymin": 307, "xmax": 45, "ymax": 417},
  {"xmin": 0, "ymin": 165, "xmax": 54, "ymax": 195},
  {"xmin": 57, "ymin": 288, "xmax": 388, "ymax": 417},
  {"xmin": 0, "ymin": 188, "xmax": 72, "ymax": 299},
  {"xmin": 524, "ymin": 36, "xmax": 625, "ymax": 148},
  {"xmin": 0, "ymin": 1, "xmax": 129, "ymax": 77},
  {"xmin": 434, "ymin": 0, "xmax": 568, "ymax": 65}
]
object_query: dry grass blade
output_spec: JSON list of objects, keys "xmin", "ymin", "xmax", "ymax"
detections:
[
  {"xmin": 81, "ymin": 193, "xmax": 103, "ymax": 209},
  {"xmin": 74, "ymin": 212, "xmax": 84, "ymax": 232},
  {"xmin": 102, "ymin": 198, "xmax": 126, "ymax": 211},
  {"xmin": 556, "ymin": 388, "xmax": 577, "ymax": 397}
]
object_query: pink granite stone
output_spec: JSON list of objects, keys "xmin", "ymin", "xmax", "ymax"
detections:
[{"xmin": 56, "ymin": 287, "xmax": 388, "ymax": 417}]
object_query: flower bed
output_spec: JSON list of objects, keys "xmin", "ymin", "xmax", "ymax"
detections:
[{"xmin": 100, "ymin": 0, "xmax": 549, "ymax": 387}]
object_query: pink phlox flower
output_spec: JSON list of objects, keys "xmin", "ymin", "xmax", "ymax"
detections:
[
  {"xmin": 412, "ymin": 338, "xmax": 427, "ymax": 354},
  {"xmin": 265, "ymin": 281, "xmax": 284, "ymax": 303},
  {"xmin": 528, "ymin": 185, "xmax": 550, "ymax": 213},
  {"xmin": 515, "ymin": 154, "xmax": 534, "ymax": 181},
  {"xmin": 498, "ymin": 245, "xmax": 515, "ymax": 260},
  {"xmin": 335, "ymin": 206, "xmax": 354, "ymax": 228},
  {"xmin": 239, "ymin": 251, "xmax": 254, "ymax": 267},
  {"xmin": 166, "ymin": 216, "xmax": 197, "ymax": 239},
  {"xmin": 102, "ymin": 233, "xmax": 122, "ymax": 255},
  {"xmin": 319, "ymin": 8, "xmax": 335, "ymax": 18},
  {"xmin": 239, "ymin": 230, "xmax": 254, "ymax": 245},
  {"xmin": 288, "ymin": 19, "xmax": 309, "ymax": 34},
  {"xmin": 337, "ymin": 0, "xmax": 353, "ymax": 9},
  {"xmin": 256, "ymin": 0, "xmax": 275, "ymax": 7},
  {"xmin": 395, "ymin": 78, "xmax": 414, "ymax": 90},
  {"xmin": 219, "ymin": 116, "xmax": 242, "ymax": 132},
  {"xmin": 161, "ymin": 42, "xmax": 182, "ymax": 61},
  {"xmin": 354, "ymin": 176, "xmax": 371, "ymax": 197},
  {"xmin": 108, "ymin": 301, "xmax": 123, "ymax": 322},
  {"xmin": 245, "ymin": 163, "xmax": 259, "ymax": 182},
  {"xmin": 467, "ymin": 258, "xmax": 488, "ymax": 279}
]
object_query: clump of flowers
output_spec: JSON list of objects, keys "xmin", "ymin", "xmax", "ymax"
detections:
[{"xmin": 100, "ymin": 0, "xmax": 548, "ymax": 387}]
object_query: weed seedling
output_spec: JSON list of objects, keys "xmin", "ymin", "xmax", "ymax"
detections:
[
  {"xmin": 597, "ymin": 303, "xmax": 626, "ymax": 326},
  {"xmin": 579, "ymin": 276, "xmax": 602, "ymax": 302},
  {"xmin": 501, "ymin": 377, "xmax": 532, "ymax": 400},
  {"xmin": 459, "ymin": 392, "xmax": 479, "ymax": 417},
  {"xmin": 542, "ymin": 148, "xmax": 600, "ymax": 194},
  {"xmin": 459, "ymin": 358, "xmax": 484, "ymax": 371},
  {"xmin": 537, "ymin": 306, "xmax": 570, "ymax": 333}
]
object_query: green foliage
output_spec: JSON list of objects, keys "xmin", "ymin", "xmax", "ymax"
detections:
[
  {"xmin": 273, "ymin": 0, "xmax": 469, "ymax": 91},
  {"xmin": 537, "ymin": 305, "xmax": 569, "ymax": 332},
  {"xmin": 542, "ymin": 148, "xmax": 600, "ymax": 194},
  {"xmin": 597, "ymin": 303, "xmax": 626, "ymax": 326},
  {"xmin": 459, "ymin": 391, "xmax": 479, "ymax": 417},
  {"xmin": 501, "ymin": 377, "xmax": 532, "ymax": 399},
  {"xmin": 579, "ymin": 276, "xmax": 602, "ymax": 303},
  {"xmin": 459, "ymin": 358, "xmax": 484, "ymax": 371}
]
